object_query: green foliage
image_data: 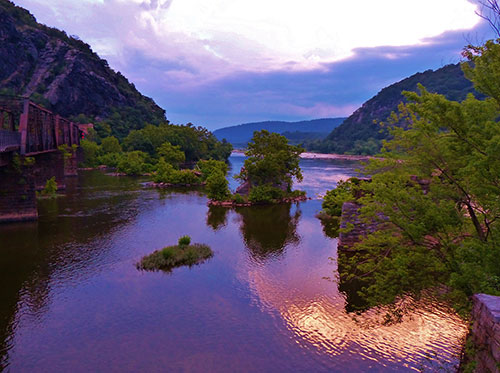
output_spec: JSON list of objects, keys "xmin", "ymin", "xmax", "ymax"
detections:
[
  {"xmin": 232, "ymin": 193, "xmax": 246, "ymax": 204},
  {"xmin": 206, "ymin": 171, "xmax": 231, "ymax": 201},
  {"xmin": 238, "ymin": 130, "xmax": 303, "ymax": 192},
  {"xmin": 80, "ymin": 139, "xmax": 100, "ymax": 167},
  {"xmin": 101, "ymin": 136, "xmax": 122, "ymax": 154},
  {"xmin": 321, "ymin": 178, "xmax": 364, "ymax": 217},
  {"xmin": 197, "ymin": 159, "xmax": 228, "ymax": 181},
  {"xmin": 97, "ymin": 152, "xmax": 123, "ymax": 168},
  {"xmin": 40, "ymin": 177, "xmax": 57, "ymax": 197},
  {"xmin": 137, "ymin": 243, "xmax": 213, "ymax": 271},
  {"xmin": 308, "ymin": 63, "xmax": 481, "ymax": 155},
  {"xmin": 178, "ymin": 235, "xmax": 191, "ymax": 246},
  {"xmin": 153, "ymin": 157, "xmax": 200, "ymax": 185},
  {"xmin": 116, "ymin": 151, "xmax": 148, "ymax": 175},
  {"xmin": 248, "ymin": 184, "xmax": 285, "ymax": 204},
  {"xmin": 123, "ymin": 123, "xmax": 232, "ymax": 162},
  {"xmin": 342, "ymin": 40, "xmax": 500, "ymax": 311},
  {"xmin": 157, "ymin": 141, "xmax": 185, "ymax": 168}
]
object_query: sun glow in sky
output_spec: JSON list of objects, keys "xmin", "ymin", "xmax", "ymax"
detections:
[{"xmin": 13, "ymin": 0, "xmax": 492, "ymax": 128}]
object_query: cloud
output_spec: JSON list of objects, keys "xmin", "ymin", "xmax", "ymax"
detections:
[{"xmin": 12, "ymin": 0, "xmax": 498, "ymax": 129}]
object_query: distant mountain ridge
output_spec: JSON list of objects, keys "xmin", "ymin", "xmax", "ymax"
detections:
[
  {"xmin": 214, "ymin": 118, "xmax": 346, "ymax": 146},
  {"xmin": 0, "ymin": 0, "xmax": 166, "ymax": 138},
  {"xmin": 308, "ymin": 63, "xmax": 481, "ymax": 155}
]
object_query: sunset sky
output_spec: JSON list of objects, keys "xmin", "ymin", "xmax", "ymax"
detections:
[{"xmin": 14, "ymin": 0, "xmax": 497, "ymax": 130}]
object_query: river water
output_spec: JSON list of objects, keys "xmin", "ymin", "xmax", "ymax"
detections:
[{"xmin": 0, "ymin": 154, "xmax": 466, "ymax": 372}]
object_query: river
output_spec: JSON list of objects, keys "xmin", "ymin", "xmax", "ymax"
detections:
[{"xmin": 0, "ymin": 154, "xmax": 466, "ymax": 372}]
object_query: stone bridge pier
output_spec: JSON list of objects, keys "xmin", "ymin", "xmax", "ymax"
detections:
[{"xmin": 0, "ymin": 154, "xmax": 38, "ymax": 222}]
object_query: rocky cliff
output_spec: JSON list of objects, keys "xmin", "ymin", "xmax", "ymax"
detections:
[{"xmin": 0, "ymin": 0, "xmax": 166, "ymax": 138}]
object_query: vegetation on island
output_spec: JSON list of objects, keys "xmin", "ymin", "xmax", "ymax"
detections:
[
  {"xmin": 137, "ymin": 236, "xmax": 213, "ymax": 272},
  {"xmin": 323, "ymin": 39, "xmax": 500, "ymax": 315},
  {"xmin": 207, "ymin": 130, "xmax": 306, "ymax": 205},
  {"xmin": 80, "ymin": 122, "xmax": 233, "ymax": 187}
]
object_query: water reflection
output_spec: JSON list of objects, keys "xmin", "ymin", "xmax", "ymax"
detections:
[
  {"xmin": 235, "ymin": 203, "xmax": 301, "ymax": 262},
  {"xmin": 206, "ymin": 206, "xmax": 229, "ymax": 231},
  {"xmin": 0, "ymin": 171, "xmax": 144, "ymax": 371}
]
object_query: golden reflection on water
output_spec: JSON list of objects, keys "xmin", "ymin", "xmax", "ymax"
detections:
[{"xmin": 242, "ymin": 245, "xmax": 467, "ymax": 370}]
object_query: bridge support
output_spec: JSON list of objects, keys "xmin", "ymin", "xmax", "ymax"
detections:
[
  {"xmin": 32, "ymin": 152, "xmax": 66, "ymax": 190},
  {"xmin": 0, "ymin": 154, "xmax": 37, "ymax": 223}
]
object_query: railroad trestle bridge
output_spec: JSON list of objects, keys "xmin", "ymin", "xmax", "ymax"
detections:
[{"xmin": 0, "ymin": 95, "xmax": 89, "ymax": 223}]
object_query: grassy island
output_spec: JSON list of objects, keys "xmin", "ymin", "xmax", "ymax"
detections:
[{"xmin": 137, "ymin": 236, "xmax": 213, "ymax": 272}]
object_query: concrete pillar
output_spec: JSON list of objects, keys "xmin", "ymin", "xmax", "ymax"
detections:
[
  {"xmin": 0, "ymin": 154, "xmax": 37, "ymax": 223},
  {"xmin": 32, "ymin": 152, "xmax": 66, "ymax": 190}
]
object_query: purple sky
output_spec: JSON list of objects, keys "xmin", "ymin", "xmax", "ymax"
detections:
[{"xmin": 13, "ymin": 0, "xmax": 497, "ymax": 130}]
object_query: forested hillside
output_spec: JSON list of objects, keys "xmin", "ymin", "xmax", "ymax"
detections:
[
  {"xmin": 308, "ymin": 64, "xmax": 481, "ymax": 154},
  {"xmin": 213, "ymin": 118, "xmax": 345, "ymax": 147}
]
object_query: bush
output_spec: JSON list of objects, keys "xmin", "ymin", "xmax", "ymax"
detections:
[
  {"xmin": 39, "ymin": 177, "xmax": 57, "ymax": 198},
  {"xmin": 232, "ymin": 193, "xmax": 246, "ymax": 204},
  {"xmin": 97, "ymin": 152, "xmax": 123, "ymax": 168},
  {"xmin": 206, "ymin": 171, "xmax": 231, "ymax": 201},
  {"xmin": 117, "ymin": 151, "xmax": 148, "ymax": 175},
  {"xmin": 197, "ymin": 159, "xmax": 228, "ymax": 181},
  {"xmin": 322, "ymin": 178, "xmax": 364, "ymax": 217},
  {"xmin": 101, "ymin": 136, "xmax": 122, "ymax": 154},
  {"xmin": 178, "ymin": 235, "xmax": 191, "ymax": 246},
  {"xmin": 248, "ymin": 184, "xmax": 285, "ymax": 204},
  {"xmin": 80, "ymin": 139, "xmax": 100, "ymax": 167}
]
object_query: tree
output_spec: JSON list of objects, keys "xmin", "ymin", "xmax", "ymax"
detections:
[
  {"xmin": 342, "ymin": 40, "xmax": 500, "ymax": 311},
  {"xmin": 157, "ymin": 141, "xmax": 185, "ymax": 168},
  {"xmin": 206, "ymin": 171, "xmax": 231, "ymax": 201},
  {"xmin": 237, "ymin": 130, "xmax": 303, "ymax": 193},
  {"xmin": 101, "ymin": 136, "xmax": 122, "ymax": 154}
]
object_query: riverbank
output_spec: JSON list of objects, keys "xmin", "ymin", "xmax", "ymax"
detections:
[{"xmin": 231, "ymin": 149, "xmax": 378, "ymax": 161}]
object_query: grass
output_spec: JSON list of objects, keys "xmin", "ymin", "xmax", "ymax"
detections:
[{"xmin": 137, "ymin": 243, "xmax": 213, "ymax": 272}]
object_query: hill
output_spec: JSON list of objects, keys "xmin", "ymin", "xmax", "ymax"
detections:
[
  {"xmin": 213, "ymin": 118, "xmax": 345, "ymax": 146},
  {"xmin": 0, "ymin": 0, "xmax": 166, "ymax": 139},
  {"xmin": 308, "ymin": 64, "xmax": 482, "ymax": 155}
]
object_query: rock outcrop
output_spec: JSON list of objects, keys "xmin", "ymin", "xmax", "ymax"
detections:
[{"xmin": 0, "ymin": 0, "xmax": 165, "ymax": 138}]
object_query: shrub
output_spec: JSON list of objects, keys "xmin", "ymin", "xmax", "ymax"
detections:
[
  {"xmin": 322, "ymin": 178, "xmax": 363, "ymax": 217},
  {"xmin": 197, "ymin": 159, "xmax": 228, "ymax": 180},
  {"xmin": 39, "ymin": 177, "xmax": 57, "ymax": 197},
  {"xmin": 80, "ymin": 139, "xmax": 100, "ymax": 167},
  {"xmin": 101, "ymin": 136, "xmax": 122, "ymax": 154},
  {"xmin": 178, "ymin": 235, "xmax": 191, "ymax": 246},
  {"xmin": 97, "ymin": 152, "xmax": 123, "ymax": 168},
  {"xmin": 117, "ymin": 151, "xmax": 148, "ymax": 175},
  {"xmin": 206, "ymin": 171, "xmax": 231, "ymax": 201},
  {"xmin": 248, "ymin": 184, "xmax": 285, "ymax": 203},
  {"xmin": 232, "ymin": 193, "xmax": 246, "ymax": 204}
]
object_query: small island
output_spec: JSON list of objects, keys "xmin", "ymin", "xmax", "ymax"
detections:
[
  {"xmin": 137, "ymin": 236, "xmax": 213, "ymax": 272},
  {"xmin": 207, "ymin": 130, "xmax": 307, "ymax": 206}
]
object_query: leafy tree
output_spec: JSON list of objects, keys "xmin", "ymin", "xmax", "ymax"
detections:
[
  {"xmin": 101, "ymin": 136, "xmax": 122, "ymax": 154},
  {"xmin": 80, "ymin": 139, "xmax": 100, "ymax": 167},
  {"xmin": 342, "ymin": 40, "xmax": 500, "ymax": 311},
  {"xmin": 197, "ymin": 159, "xmax": 228, "ymax": 181},
  {"xmin": 117, "ymin": 151, "xmax": 148, "ymax": 175},
  {"xmin": 157, "ymin": 141, "xmax": 185, "ymax": 168},
  {"xmin": 237, "ymin": 130, "xmax": 303, "ymax": 192},
  {"xmin": 206, "ymin": 171, "xmax": 231, "ymax": 201}
]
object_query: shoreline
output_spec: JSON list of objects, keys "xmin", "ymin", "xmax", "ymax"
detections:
[{"xmin": 231, "ymin": 150, "xmax": 377, "ymax": 161}]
